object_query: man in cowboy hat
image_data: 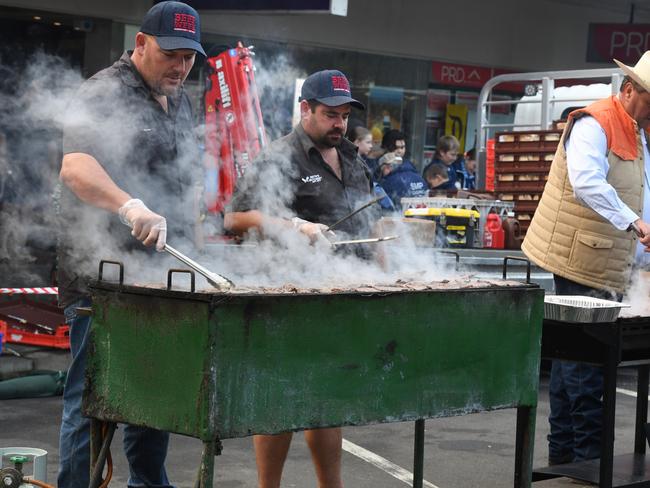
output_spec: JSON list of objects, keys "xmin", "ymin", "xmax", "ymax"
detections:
[{"xmin": 522, "ymin": 52, "xmax": 650, "ymax": 465}]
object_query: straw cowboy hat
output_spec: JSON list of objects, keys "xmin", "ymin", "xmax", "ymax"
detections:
[{"xmin": 614, "ymin": 52, "xmax": 650, "ymax": 92}]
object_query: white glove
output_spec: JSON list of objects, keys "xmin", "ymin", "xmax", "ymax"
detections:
[
  {"xmin": 291, "ymin": 217, "xmax": 333, "ymax": 245},
  {"xmin": 118, "ymin": 198, "xmax": 167, "ymax": 251}
]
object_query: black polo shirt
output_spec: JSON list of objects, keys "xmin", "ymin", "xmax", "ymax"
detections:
[
  {"xmin": 230, "ymin": 123, "xmax": 377, "ymax": 240},
  {"xmin": 58, "ymin": 51, "xmax": 200, "ymax": 307}
]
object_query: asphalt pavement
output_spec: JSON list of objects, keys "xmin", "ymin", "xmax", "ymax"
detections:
[{"xmin": 1, "ymin": 352, "xmax": 646, "ymax": 488}]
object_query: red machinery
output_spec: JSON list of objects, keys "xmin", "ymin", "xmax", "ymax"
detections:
[
  {"xmin": 204, "ymin": 42, "xmax": 267, "ymax": 214},
  {"xmin": 0, "ymin": 295, "xmax": 69, "ymax": 349}
]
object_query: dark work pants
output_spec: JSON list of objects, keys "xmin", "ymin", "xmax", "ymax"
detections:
[{"xmin": 547, "ymin": 275, "xmax": 619, "ymax": 464}]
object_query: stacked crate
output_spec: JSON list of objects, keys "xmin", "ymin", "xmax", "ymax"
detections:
[{"xmin": 494, "ymin": 130, "xmax": 562, "ymax": 235}]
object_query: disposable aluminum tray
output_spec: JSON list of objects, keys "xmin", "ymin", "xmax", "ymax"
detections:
[{"xmin": 544, "ymin": 295, "xmax": 630, "ymax": 323}]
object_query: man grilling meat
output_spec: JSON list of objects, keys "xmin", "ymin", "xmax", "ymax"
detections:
[
  {"xmin": 225, "ymin": 69, "xmax": 377, "ymax": 488},
  {"xmin": 57, "ymin": 2, "xmax": 205, "ymax": 487},
  {"xmin": 522, "ymin": 52, "xmax": 650, "ymax": 466}
]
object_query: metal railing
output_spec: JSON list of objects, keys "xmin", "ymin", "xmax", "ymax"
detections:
[{"xmin": 475, "ymin": 68, "xmax": 624, "ymax": 189}]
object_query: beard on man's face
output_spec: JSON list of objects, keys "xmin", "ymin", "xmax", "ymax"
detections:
[
  {"xmin": 151, "ymin": 81, "xmax": 181, "ymax": 98},
  {"xmin": 140, "ymin": 62, "xmax": 181, "ymax": 97},
  {"xmin": 315, "ymin": 128, "xmax": 345, "ymax": 148}
]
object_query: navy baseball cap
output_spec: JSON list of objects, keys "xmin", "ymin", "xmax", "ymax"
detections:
[
  {"xmin": 140, "ymin": 1, "xmax": 206, "ymax": 56},
  {"xmin": 299, "ymin": 70, "xmax": 365, "ymax": 110}
]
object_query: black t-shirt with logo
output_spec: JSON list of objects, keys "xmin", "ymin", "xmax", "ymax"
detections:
[
  {"xmin": 230, "ymin": 123, "xmax": 377, "ymax": 244},
  {"xmin": 57, "ymin": 51, "xmax": 200, "ymax": 308}
]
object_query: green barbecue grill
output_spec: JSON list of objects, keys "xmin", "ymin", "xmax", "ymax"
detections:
[{"xmin": 83, "ymin": 261, "xmax": 544, "ymax": 487}]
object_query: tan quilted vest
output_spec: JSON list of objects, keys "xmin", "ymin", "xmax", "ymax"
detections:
[{"xmin": 522, "ymin": 105, "xmax": 644, "ymax": 293}]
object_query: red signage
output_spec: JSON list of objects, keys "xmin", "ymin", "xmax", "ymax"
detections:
[
  {"xmin": 587, "ymin": 23, "xmax": 650, "ymax": 64},
  {"xmin": 432, "ymin": 62, "xmax": 492, "ymax": 88},
  {"xmin": 431, "ymin": 62, "xmax": 521, "ymax": 92}
]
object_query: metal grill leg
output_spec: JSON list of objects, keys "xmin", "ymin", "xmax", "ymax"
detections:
[
  {"xmin": 514, "ymin": 406, "xmax": 535, "ymax": 488},
  {"xmin": 599, "ymin": 350, "xmax": 618, "ymax": 488},
  {"xmin": 635, "ymin": 365, "xmax": 649, "ymax": 453},
  {"xmin": 89, "ymin": 418, "xmax": 102, "ymax": 477},
  {"xmin": 413, "ymin": 419, "xmax": 425, "ymax": 488},
  {"xmin": 195, "ymin": 440, "xmax": 216, "ymax": 488},
  {"xmin": 88, "ymin": 421, "xmax": 116, "ymax": 488}
]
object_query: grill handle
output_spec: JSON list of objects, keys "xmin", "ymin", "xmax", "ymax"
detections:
[
  {"xmin": 502, "ymin": 256, "xmax": 531, "ymax": 283},
  {"xmin": 167, "ymin": 269, "xmax": 196, "ymax": 293},
  {"xmin": 98, "ymin": 260, "xmax": 124, "ymax": 285}
]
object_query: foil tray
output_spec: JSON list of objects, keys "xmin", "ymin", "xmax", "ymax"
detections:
[{"xmin": 544, "ymin": 295, "xmax": 630, "ymax": 323}]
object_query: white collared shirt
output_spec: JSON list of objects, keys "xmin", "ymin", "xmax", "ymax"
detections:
[{"xmin": 565, "ymin": 115, "xmax": 650, "ymax": 264}]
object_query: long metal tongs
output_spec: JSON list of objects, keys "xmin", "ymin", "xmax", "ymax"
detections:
[
  {"xmin": 164, "ymin": 244, "xmax": 234, "ymax": 290},
  {"xmin": 325, "ymin": 195, "xmax": 384, "ymax": 232},
  {"xmin": 122, "ymin": 217, "xmax": 234, "ymax": 289},
  {"xmin": 331, "ymin": 235, "xmax": 399, "ymax": 246}
]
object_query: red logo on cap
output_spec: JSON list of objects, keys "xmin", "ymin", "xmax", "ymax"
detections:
[
  {"xmin": 331, "ymin": 75, "xmax": 350, "ymax": 93},
  {"xmin": 174, "ymin": 13, "xmax": 196, "ymax": 34}
]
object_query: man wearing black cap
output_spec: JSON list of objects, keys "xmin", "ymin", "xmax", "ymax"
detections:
[
  {"xmin": 225, "ymin": 70, "xmax": 376, "ymax": 487},
  {"xmin": 226, "ymin": 69, "xmax": 374, "ymax": 245},
  {"xmin": 57, "ymin": 2, "xmax": 205, "ymax": 487}
]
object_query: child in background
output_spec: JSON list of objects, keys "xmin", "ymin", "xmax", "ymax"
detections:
[
  {"xmin": 456, "ymin": 147, "xmax": 477, "ymax": 190},
  {"xmin": 348, "ymin": 126, "xmax": 373, "ymax": 158},
  {"xmin": 421, "ymin": 135, "xmax": 460, "ymax": 190},
  {"xmin": 347, "ymin": 125, "xmax": 395, "ymax": 211},
  {"xmin": 376, "ymin": 130, "xmax": 428, "ymax": 209},
  {"xmin": 347, "ymin": 126, "xmax": 377, "ymax": 174},
  {"xmin": 423, "ymin": 162, "xmax": 450, "ymax": 193}
]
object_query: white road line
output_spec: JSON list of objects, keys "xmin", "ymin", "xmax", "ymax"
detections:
[
  {"xmin": 342, "ymin": 438, "xmax": 440, "ymax": 488},
  {"xmin": 616, "ymin": 387, "xmax": 649, "ymax": 399},
  {"xmin": 343, "ymin": 389, "xmax": 643, "ymax": 487},
  {"xmin": 343, "ymin": 390, "xmax": 643, "ymax": 487}
]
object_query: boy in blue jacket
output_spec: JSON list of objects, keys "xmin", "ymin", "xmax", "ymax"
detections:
[{"xmin": 377, "ymin": 130, "xmax": 427, "ymax": 209}]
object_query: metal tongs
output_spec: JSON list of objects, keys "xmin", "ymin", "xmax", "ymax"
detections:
[
  {"xmin": 322, "ymin": 196, "xmax": 398, "ymax": 246},
  {"xmin": 331, "ymin": 235, "xmax": 399, "ymax": 246},
  {"xmin": 122, "ymin": 218, "xmax": 234, "ymax": 289},
  {"xmin": 630, "ymin": 221, "xmax": 646, "ymax": 239},
  {"xmin": 323, "ymin": 195, "xmax": 398, "ymax": 246},
  {"xmin": 326, "ymin": 195, "xmax": 384, "ymax": 232},
  {"xmin": 164, "ymin": 244, "xmax": 234, "ymax": 290}
]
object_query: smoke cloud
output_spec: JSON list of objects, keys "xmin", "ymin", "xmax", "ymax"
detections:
[
  {"xmin": 0, "ymin": 49, "xmax": 201, "ymax": 290},
  {"xmin": 204, "ymin": 50, "xmax": 456, "ymax": 289},
  {"xmin": 623, "ymin": 269, "xmax": 650, "ymax": 317},
  {"xmin": 0, "ymin": 49, "xmax": 459, "ymax": 294},
  {"xmin": 0, "ymin": 52, "xmax": 84, "ymax": 285},
  {"xmin": 254, "ymin": 53, "xmax": 303, "ymax": 141}
]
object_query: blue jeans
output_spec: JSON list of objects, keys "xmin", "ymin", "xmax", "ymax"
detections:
[
  {"xmin": 547, "ymin": 275, "xmax": 617, "ymax": 463},
  {"xmin": 548, "ymin": 360, "xmax": 603, "ymax": 463},
  {"xmin": 58, "ymin": 298, "xmax": 173, "ymax": 488}
]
